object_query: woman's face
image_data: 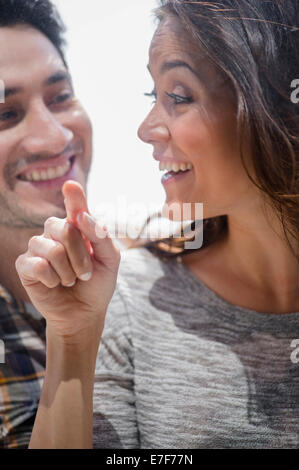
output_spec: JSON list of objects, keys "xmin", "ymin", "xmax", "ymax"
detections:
[{"xmin": 138, "ymin": 17, "xmax": 259, "ymax": 221}]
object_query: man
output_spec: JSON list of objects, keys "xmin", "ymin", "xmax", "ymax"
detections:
[{"xmin": 0, "ymin": 0, "xmax": 93, "ymax": 448}]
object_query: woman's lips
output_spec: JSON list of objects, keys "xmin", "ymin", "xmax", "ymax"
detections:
[{"xmin": 161, "ymin": 167, "xmax": 193, "ymax": 185}]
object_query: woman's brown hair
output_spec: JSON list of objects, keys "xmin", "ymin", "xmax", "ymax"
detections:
[{"xmin": 125, "ymin": 0, "xmax": 299, "ymax": 263}]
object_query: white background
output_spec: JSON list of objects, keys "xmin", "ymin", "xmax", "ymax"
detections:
[{"xmin": 53, "ymin": 0, "xmax": 175, "ymax": 238}]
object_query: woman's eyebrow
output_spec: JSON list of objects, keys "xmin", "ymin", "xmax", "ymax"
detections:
[
  {"xmin": 160, "ymin": 60, "xmax": 198, "ymax": 76},
  {"xmin": 147, "ymin": 60, "xmax": 199, "ymax": 78}
]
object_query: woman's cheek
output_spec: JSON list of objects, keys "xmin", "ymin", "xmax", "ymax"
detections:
[{"xmin": 171, "ymin": 112, "xmax": 212, "ymax": 159}]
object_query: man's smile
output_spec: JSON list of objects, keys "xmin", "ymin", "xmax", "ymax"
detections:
[{"xmin": 4, "ymin": 140, "xmax": 85, "ymax": 193}]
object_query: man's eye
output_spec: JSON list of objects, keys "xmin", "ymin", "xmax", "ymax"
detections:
[
  {"xmin": 0, "ymin": 110, "xmax": 18, "ymax": 121},
  {"xmin": 51, "ymin": 92, "xmax": 73, "ymax": 105},
  {"xmin": 165, "ymin": 92, "xmax": 193, "ymax": 105}
]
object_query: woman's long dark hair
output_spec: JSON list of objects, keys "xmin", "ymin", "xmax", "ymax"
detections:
[{"xmin": 125, "ymin": 0, "xmax": 299, "ymax": 262}]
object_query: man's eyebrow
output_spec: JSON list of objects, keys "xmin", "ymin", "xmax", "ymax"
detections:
[
  {"xmin": 2, "ymin": 71, "xmax": 72, "ymax": 100},
  {"xmin": 4, "ymin": 87, "xmax": 22, "ymax": 99},
  {"xmin": 44, "ymin": 71, "xmax": 72, "ymax": 86}
]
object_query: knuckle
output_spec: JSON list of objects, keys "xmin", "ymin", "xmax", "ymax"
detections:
[
  {"xmin": 44, "ymin": 216, "xmax": 56, "ymax": 228},
  {"xmin": 49, "ymin": 243, "xmax": 66, "ymax": 262},
  {"xmin": 44, "ymin": 216, "xmax": 61, "ymax": 232},
  {"xmin": 28, "ymin": 235, "xmax": 41, "ymax": 250},
  {"xmin": 34, "ymin": 258, "xmax": 48, "ymax": 278},
  {"xmin": 15, "ymin": 254, "xmax": 24, "ymax": 272}
]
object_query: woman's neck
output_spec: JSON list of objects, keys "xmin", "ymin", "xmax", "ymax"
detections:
[{"xmin": 182, "ymin": 208, "xmax": 299, "ymax": 314}]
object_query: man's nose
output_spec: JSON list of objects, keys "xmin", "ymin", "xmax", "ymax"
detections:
[
  {"xmin": 19, "ymin": 101, "xmax": 74, "ymax": 156},
  {"xmin": 137, "ymin": 107, "xmax": 170, "ymax": 145}
]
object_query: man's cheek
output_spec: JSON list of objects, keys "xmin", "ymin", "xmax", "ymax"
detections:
[
  {"xmin": 69, "ymin": 112, "xmax": 92, "ymax": 160},
  {"xmin": 70, "ymin": 108, "xmax": 92, "ymax": 136},
  {"xmin": 0, "ymin": 174, "xmax": 10, "ymax": 194}
]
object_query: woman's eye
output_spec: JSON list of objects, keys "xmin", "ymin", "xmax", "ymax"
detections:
[
  {"xmin": 165, "ymin": 92, "xmax": 193, "ymax": 105},
  {"xmin": 143, "ymin": 90, "xmax": 193, "ymax": 106},
  {"xmin": 144, "ymin": 91, "xmax": 157, "ymax": 104}
]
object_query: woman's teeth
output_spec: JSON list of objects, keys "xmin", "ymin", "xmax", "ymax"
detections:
[
  {"xmin": 19, "ymin": 159, "xmax": 72, "ymax": 182},
  {"xmin": 159, "ymin": 161, "xmax": 193, "ymax": 172}
]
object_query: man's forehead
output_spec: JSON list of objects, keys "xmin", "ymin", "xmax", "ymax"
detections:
[{"xmin": 0, "ymin": 24, "xmax": 66, "ymax": 86}]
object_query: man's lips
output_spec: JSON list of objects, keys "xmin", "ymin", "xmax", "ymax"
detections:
[
  {"xmin": 15, "ymin": 152, "xmax": 76, "ymax": 179},
  {"xmin": 14, "ymin": 155, "xmax": 77, "ymax": 190}
]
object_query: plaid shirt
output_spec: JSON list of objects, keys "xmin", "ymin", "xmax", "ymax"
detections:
[{"xmin": 0, "ymin": 284, "xmax": 46, "ymax": 448}]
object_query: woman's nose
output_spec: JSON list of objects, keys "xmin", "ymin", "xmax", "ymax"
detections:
[{"xmin": 137, "ymin": 108, "xmax": 170, "ymax": 145}]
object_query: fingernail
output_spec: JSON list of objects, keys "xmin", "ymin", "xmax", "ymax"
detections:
[
  {"xmin": 79, "ymin": 271, "xmax": 92, "ymax": 281},
  {"xmin": 65, "ymin": 280, "xmax": 76, "ymax": 287},
  {"xmin": 95, "ymin": 223, "xmax": 109, "ymax": 239}
]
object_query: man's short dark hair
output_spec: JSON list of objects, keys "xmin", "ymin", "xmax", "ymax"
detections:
[{"xmin": 0, "ymin": 0, "xmax": 67, "ymax": 66}]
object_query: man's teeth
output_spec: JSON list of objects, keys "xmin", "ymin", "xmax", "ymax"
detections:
[
  {"xmin": 159, "ymin": 162, "xmax": 193, "ymax": 172},
  {"xmin": 20, "ymin": 159, "xmax": 71, "ymax": 182}
]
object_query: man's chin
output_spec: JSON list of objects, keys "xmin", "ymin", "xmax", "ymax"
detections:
[
  {"xmin": 17, "ymin": 205, "xmax": 67, "ymax": 229},
  {"xmin": 38, "ymin": 204, "xmax": 67, "ymax": 222}
]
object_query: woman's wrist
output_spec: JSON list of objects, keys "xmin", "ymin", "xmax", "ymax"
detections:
[
  {"xmin": 44, "ymin": 318, "xmax": 104, "ymax": 383},
  {"xmin": 46, "ymin": 316, "xmax": 104, "ymax": 353}
]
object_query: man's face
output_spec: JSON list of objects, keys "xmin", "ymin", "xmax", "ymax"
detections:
[{"xmin": 0, "ymin": 25, "xmax": 92, "ymax": 229}]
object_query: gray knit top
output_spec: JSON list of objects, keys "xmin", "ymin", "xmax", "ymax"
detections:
[{"xmin": 93, "ymin": 246, "xmax": 299, "ymax": 449}]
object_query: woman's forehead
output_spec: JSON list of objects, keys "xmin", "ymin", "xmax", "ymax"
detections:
[
  {"xmin": 149, "ymin": 17, "xmax": 206, "ymax": 70},
  {"xmin": 148, "ymin": 16, "xmax": 228, "ymax": 91},
  {"xmin": 150, "ymin": 17, "xmax": 195, "ymax": 57}
]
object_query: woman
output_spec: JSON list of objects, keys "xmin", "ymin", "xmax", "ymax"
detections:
[{"xmin": 16, "ymin": 0, "xmax": 299, "ymax": 448}]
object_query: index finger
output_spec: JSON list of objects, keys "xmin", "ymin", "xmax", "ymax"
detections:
[
  {"xmin": 62, "ymin": 180, "xmax": 89, "ymax": 224},
  {"xmin": 62, "ymin": 180, "xmax": 93, "ymax": 255}
]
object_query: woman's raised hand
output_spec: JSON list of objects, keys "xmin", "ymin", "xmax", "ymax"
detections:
[{"xmin": 15, "ymin": 180, "xmax": 121, "ymax": 342}]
